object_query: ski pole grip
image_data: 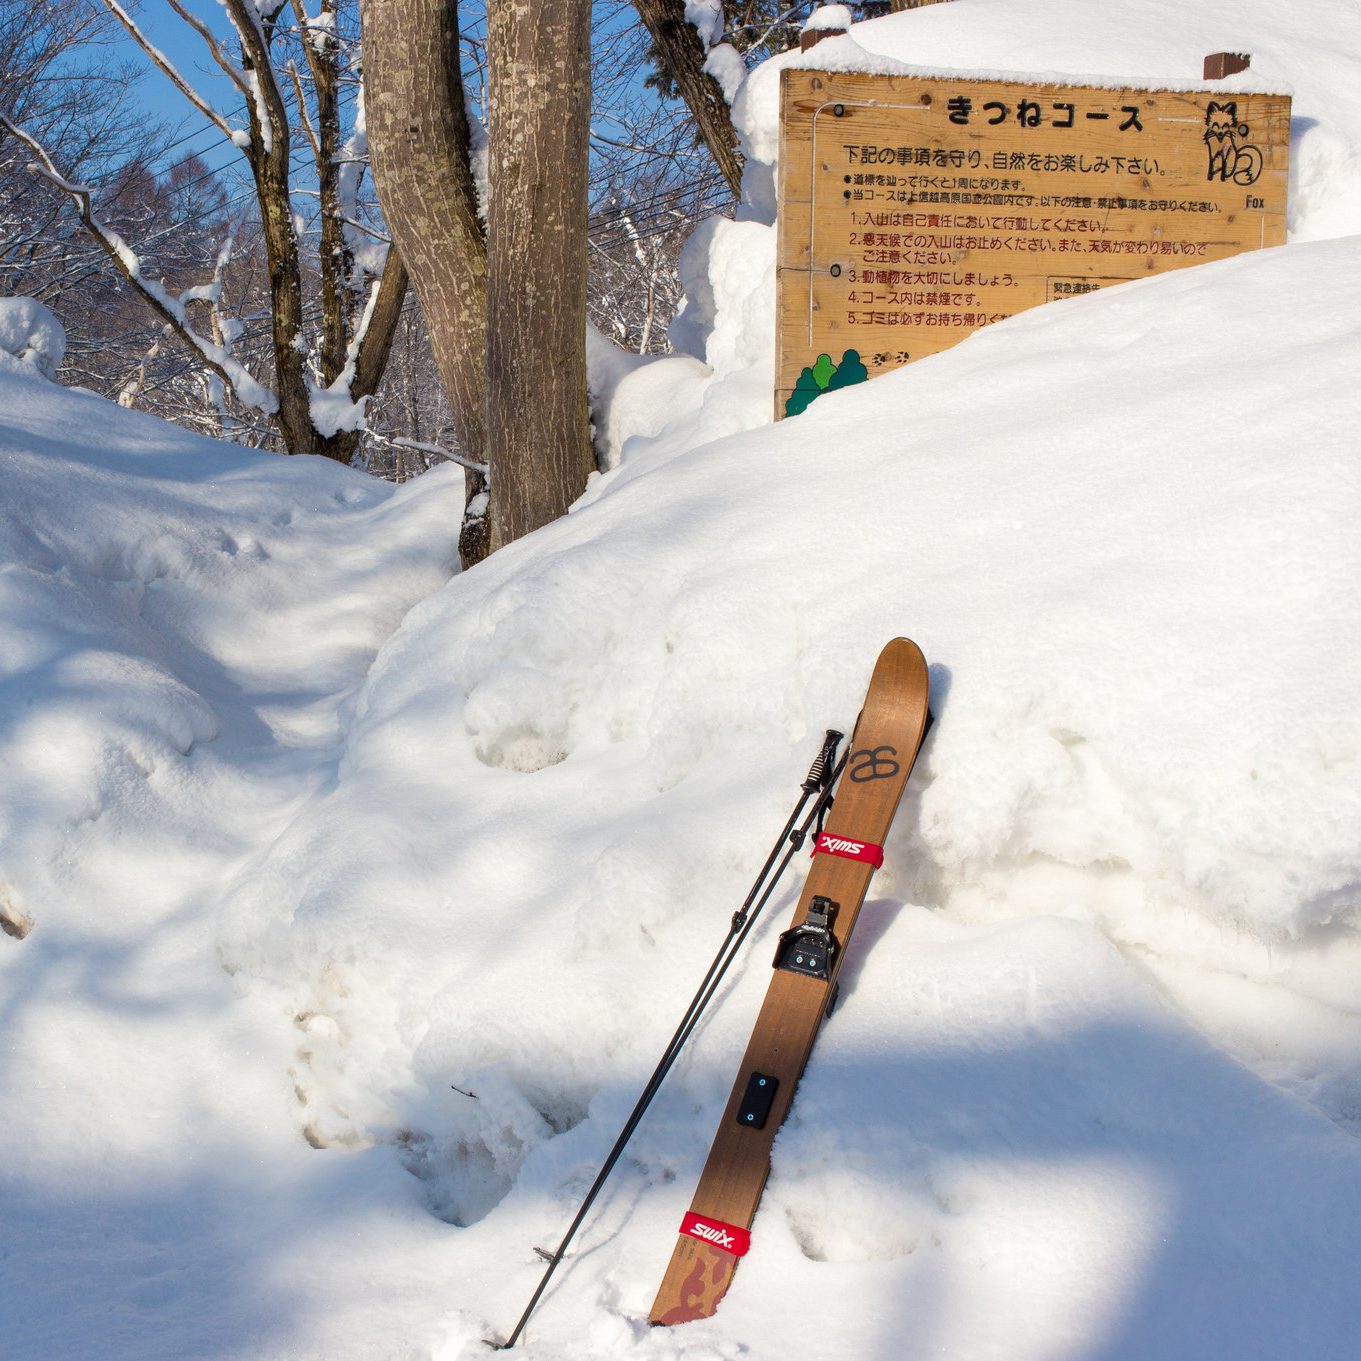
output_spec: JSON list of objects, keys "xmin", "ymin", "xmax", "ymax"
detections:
[{"xmin": 801, "ymin": 729, "xmax": 844, "ymax": 792}]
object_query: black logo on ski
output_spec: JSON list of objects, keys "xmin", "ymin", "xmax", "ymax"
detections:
[{"xmin": 848, "ymin": 745, "xmax": 899, "ymax": 782}]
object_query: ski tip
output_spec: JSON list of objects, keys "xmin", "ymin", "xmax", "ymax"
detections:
[{"xmin": 879, "ymin": 634, "xmax": 928, "ymax": 674}]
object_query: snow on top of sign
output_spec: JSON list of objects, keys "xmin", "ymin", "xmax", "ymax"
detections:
[
  {"xmin": 783, "ymin": 31, "xmax": 1293, "ymax": 96},
  {"xmin": 730, "ymin": 3, "xmax": 1324, "ymax": 228},
  {"xmin": 804, "ymin": 3, "xmax": 854, "ymax": 31}
]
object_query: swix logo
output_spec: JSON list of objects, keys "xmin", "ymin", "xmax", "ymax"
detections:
[
  {"xmin": 691, "ymin": 1223, "xmax": 735, "ymax": 1248},
  {"xmin": 821, "ymin": 836, "xmax": 866, "ymax": 856},
  {"xmin": 813, "ymin": 832, "xmax": 885, "ymax": 868},
  {"xmin": 680, "ymin": 1212, "xmax": 751, "ymax": 1256}
]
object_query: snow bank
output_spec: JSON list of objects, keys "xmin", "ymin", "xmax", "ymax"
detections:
[
  {"xmin": 587, "ymin": 218, "xmax": 776, "ymax": 471},
  {"xmin": 0, "ymin": 296, "xmax": 66, "ymax": 379},
  {"xmin": 0, "ymin": 359, "xmax": 466, "ymax": 1358},
  {"xmin": 213, "ymin": 234, "xmax": 1361, "ymax": 1357},
  {"xmin": 730, "ymin": 0, "xmax": 1361, "ymax": 236},
  {"xmin": 0, "ymin": 362, "xmax": 464, "ymax": 953}
]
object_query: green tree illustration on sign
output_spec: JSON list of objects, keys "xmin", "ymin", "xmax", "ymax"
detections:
[{"xmin": 784, "ymin": 349, "xmax": 870, "ymax": 417}]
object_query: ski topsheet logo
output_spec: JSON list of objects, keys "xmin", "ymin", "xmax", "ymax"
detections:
[
  {"xmin": 680, "ymin": 1212, "xmax": 751, "ymax": 1257},
  {"xmin": 813, "ymin": 833, "xmax": 885, "ymax": 868}
]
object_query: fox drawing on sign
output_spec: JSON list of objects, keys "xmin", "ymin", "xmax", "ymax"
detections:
[{"xmin": 1204, "ymin": 102, "xmax": 1264, "ymax": 184}]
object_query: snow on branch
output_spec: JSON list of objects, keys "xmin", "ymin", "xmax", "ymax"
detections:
[
  {"xmin": 684, "ymin": 0, "xmax": 746, "ymax": 102},
  {"xmin": 306, "ymin": 265, "xmax": 385, "ymax": 437},
  {"xmin": 0, "ymin": 111, "xmax": 278, "ymax": 416},
  {"xmin": 221, "ymin": 0, "xmax": 286, "ymax": 156},
  {"xmin": 98, "ymin": 0, "xmax": 245, "ymax": 144},
  {"xmin": 684, "ymin": 0, "xmax": 725, "ymax": 49},
  {"xmin": 288, "ymin": 0, "xmax": 337, "ymax": 64},
  {"xmin": 165, "ymin": 0, "xmax": 254, "ymax": 101},
  {"xmin": 335, "ymin": 84, "xmax": 387, "ymax": 278},
  {"xmin": 366, "ymin": 430, "xmax": 489, "ymax": 477}
]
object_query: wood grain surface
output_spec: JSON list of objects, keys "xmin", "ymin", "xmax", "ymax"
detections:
[
  {"xmin": 775, "ymin": 69, "xmax": 1291, "ymax": 416},
  {"xmin": 650, "ymin": 637, "xmax": 931, "ymax": 1325}
]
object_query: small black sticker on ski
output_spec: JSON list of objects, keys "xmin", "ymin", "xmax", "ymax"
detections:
[{"xmin": 736, "ymin": 1072, "xmax": 779, "ymax": 1129}]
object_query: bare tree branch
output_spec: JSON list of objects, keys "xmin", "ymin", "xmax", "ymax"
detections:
[
  {"xmin": 351, "ymin": 246, "xmax": 408, "ymax": 401},
  {"xmin": 287, "ymin": 60, "xmax": 322, "ymax": 159},
  {"xmin": 164, "ymin": 0, "xmax": 253, "ymax": 99},
  {"xmin": 97, "ymin": 0, "xmax": 242, "ymax": 143},
  {"xmin": 0, "ymin": 109, "xmax": 278, "ymax": 414}
]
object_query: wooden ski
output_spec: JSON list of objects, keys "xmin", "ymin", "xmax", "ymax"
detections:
[{"xmin": 649, "ymin": 637, "xmax": 931, "ymax": 1326}]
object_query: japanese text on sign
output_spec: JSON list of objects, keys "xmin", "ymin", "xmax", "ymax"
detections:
[{"xmin": 775, "ymin": 70, "xmax": 1290, "ymax": 420}]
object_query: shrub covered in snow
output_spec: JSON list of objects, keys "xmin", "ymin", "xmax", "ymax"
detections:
[{"xmin": 0, "ymin": 297, "xmax": 65, "ymax": 381}]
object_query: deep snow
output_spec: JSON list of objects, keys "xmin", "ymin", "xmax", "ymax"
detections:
[{"xmin": 4, "ymin": 3, "xmax": 1361, "ymax": 1360}]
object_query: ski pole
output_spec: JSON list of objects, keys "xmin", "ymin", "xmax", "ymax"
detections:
[
  {"xmin": 493, "ymin": 742, "xmax": 845, "ymax": 1349},
  {"xmin": 491, "ymin": 730, "xmax": 845, "ymax": 1349},
  {"xmin": 602, "ymin": 740, "xmax": 850, "ymax": 1166}
]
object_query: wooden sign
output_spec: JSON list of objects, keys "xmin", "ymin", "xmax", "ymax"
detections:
[{"xmin": 775, "ymin": 69, "xmax": 1290, "ymax": 418}]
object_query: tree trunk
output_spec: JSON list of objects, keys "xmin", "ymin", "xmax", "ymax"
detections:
[
  {"xmin": 292, "ymin": 0, "xmax": 351, "ymax": 392},
  {"xmin": 360, "ymin": 0, "xmax": 490, "ymax": 566},
  {"xmin": 224, "ymin": 0, "xmax": 316, "ymax": 456},
  {"xmin": 633, "ymin": 0, "xmax": 743, "ymax": 198},
  {"xmin": 314, "ymin": 248, "xmax": 411, "ymax": 466},
  {"xmin": 486, "ymin": 0, "xmax": 595, "ymax": 552},
  {"xmin": 351, "ymin": 249, "xmax": 410, "ymax": 404}
]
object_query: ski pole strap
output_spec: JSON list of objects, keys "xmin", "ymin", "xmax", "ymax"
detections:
[
  {"xmin": 811, "ymin": 833, "xmax": 884, "ymax": 868},
  {"xmin": 679, "ymin": 1212, "xmax": 751, "ymax": 1257}
]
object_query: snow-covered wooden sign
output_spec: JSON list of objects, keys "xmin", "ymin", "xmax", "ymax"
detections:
[{"xmin": 775, "ymin": 68, "xmax": 1291, "ymax": 418}]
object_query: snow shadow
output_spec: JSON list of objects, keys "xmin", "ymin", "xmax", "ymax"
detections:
[
  {"xmin": 469, "ymin": 930, "xmax": 1361, "ymax": 1359},
  {"xmin": 0, "ymin": 1147, "xmax": 406, "ymax": 1361},
  {"xmin": 762, "ymin": 1010, "xmax": 1361, "ymax": 1361},
  {"xmin": 0, "ymin": 887, "xmax": 357, "ymax": 1361}
]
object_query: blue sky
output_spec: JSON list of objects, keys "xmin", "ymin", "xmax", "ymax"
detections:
[
  {"xmin": 111, "ymin": 3, "xmax": 724, "ymax": 237},
  {"xmin": 120, "ymin": 2, "xmax": 257, "ymax": 180}
]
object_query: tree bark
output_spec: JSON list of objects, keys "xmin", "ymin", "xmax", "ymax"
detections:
[
  {"xmin": 633, "ymin": 0, "xmax": 743, "ymax": 198},
  {"xmin": 360, "ymin": 0, "xmax": 490, "ymax": 565},
  {"xmin": 223, "ymin": 0, "xmax": 316, "ymax": 455},
  {"xmin": 290, "ymin": 0, "xmax": 350, "ymax": 392},
  {"xmin": 351, "ymin": 248, "xmax": 409, "ymax": 404},
  {"xmin": 486, "ymin": 0, "xmax": 595, "ymax": 552}
]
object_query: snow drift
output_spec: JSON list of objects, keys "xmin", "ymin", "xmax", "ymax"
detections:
[{"xmin": 0, "ymin": 297, "xmax": 66, "ymax": 380}]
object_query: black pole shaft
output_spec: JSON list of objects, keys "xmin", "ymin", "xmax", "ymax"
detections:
[
  {"xmin": 494, "ymin": 736, "xmax": 844, "ymax": 1348},
  {"xmin": 635, "ymin": 744, "xmax": 849, "ymax": 1117}
]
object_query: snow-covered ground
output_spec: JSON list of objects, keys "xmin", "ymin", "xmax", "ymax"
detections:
[{"xmin": 4, "ymin": 3, "xmax": 1361, "ymax": 1359}]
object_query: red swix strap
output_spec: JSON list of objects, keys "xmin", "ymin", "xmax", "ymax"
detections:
[
  {"xmin": 812, "ymin": 832, "xmax": 884, "ymax": 868},
  {"xmin": 679, "ymin": 1212, "xmax": 751, "ymax": 1257}
]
